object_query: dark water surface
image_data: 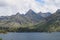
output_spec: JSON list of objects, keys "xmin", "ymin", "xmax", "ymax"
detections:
[{"xmin": 0, "ymin": 32, "xmax": 60, "ymax": 40}]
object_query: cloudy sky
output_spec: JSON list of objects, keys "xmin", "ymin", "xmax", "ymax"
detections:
[{"xmin": 0, "ymin": 0, "xmax": 60, "ymax": 16}]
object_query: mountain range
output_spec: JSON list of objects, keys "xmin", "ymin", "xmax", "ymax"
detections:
[
  {"xmin": 0, "ymin": 9, "xmax": 60, "ymax": 32},
  {"xmin": 0, "ymin": 9, "xmax": 51, "ymax": 27}
]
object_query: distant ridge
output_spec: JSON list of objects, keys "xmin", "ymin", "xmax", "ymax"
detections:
[{"xmin": 0, "ymin": 9, "xmax": 60, "ymax": 32}]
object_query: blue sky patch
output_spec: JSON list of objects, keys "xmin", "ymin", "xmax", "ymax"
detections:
[{"xmin": 35, "ymin": 0, "xmax": 45, "ymax": 4}]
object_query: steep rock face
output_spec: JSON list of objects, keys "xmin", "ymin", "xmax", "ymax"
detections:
[
  {"xmin": 9, "ymin": 12, "xmax": 30, "ymax": 24},
  {"xmin": 25, "ymin": 9, "xmax": 43, "ymax": 23},
  {"xmin": 38, "ymin": 12, "xmax": 51, "ymax": 18}
]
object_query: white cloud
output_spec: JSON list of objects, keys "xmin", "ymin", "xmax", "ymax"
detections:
[
  {"xmin": 0, "ymin": 0, "xmax": 60, "ymax": 16},
  {"xmin": 39, "ymin": 0, "xmax": 60, "ymax": 13}
]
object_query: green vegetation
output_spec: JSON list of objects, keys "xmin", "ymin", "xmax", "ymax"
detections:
[
  {"xmin": 0, "ymin": 30, "xmax": 7, "ymax": 33},
  {"xmin": 0, "ymin": 38, "xmax": 2, "ymax": 40}
]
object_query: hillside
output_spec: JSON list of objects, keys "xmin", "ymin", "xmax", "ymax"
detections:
[{"xmin": 33, "ymin": 9, "xmax": 60, "ymax": 32}]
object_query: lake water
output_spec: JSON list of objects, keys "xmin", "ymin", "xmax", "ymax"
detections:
[{"xmin": 0, "ymin": 32, "xmax": 60, "ymax": 40}]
